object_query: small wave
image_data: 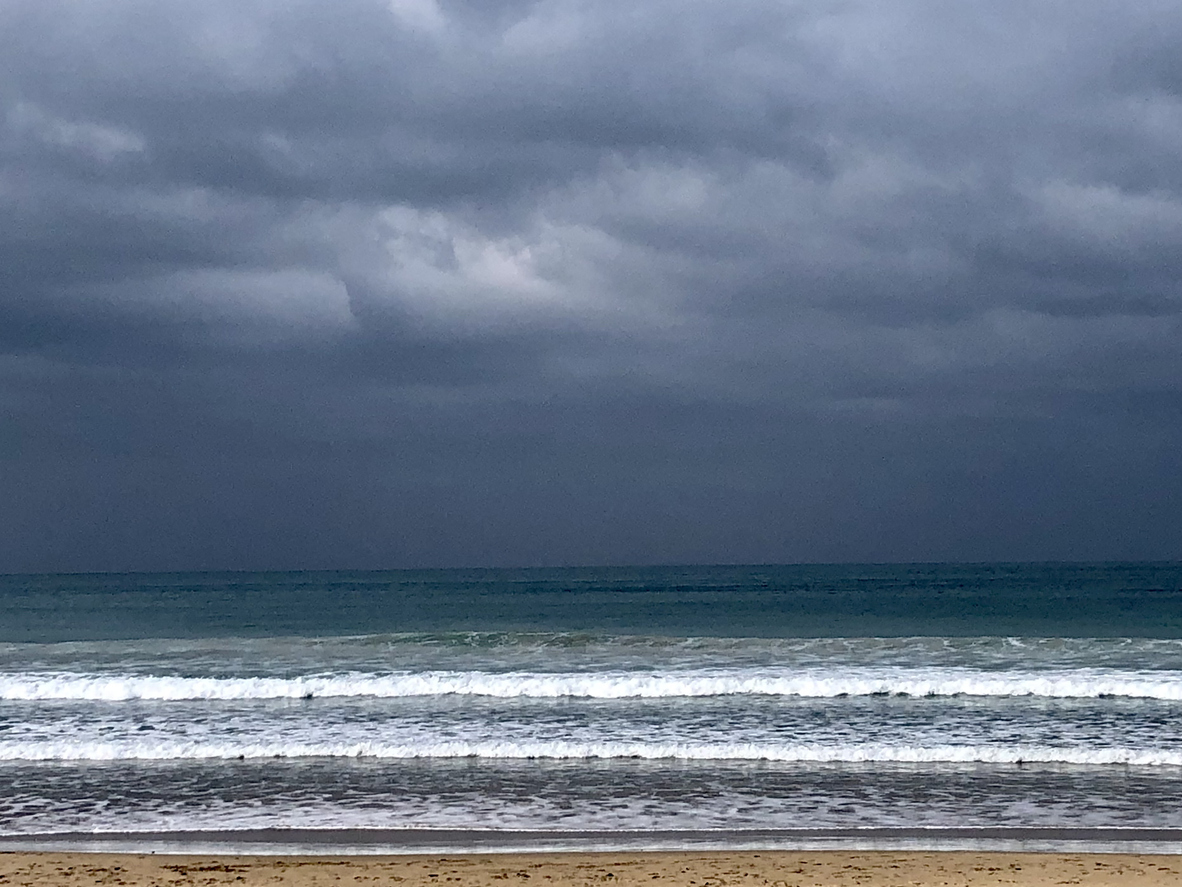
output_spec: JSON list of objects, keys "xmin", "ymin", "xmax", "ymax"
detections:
[
  {"xmin": 2, "ymin": 739, "xmax": 1181, "ymax": 766},
  {"xmin": 3, "ymin": 668, "xmax": 1182, "ymax": 701}
]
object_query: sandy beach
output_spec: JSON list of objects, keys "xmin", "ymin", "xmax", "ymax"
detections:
[{"xmin": 1, "ymin": 852, "xmax": 1179, "ymax": 887}]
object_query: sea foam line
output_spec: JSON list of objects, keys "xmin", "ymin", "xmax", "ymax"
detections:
[
  {"xmin": 2, "ymin": 739, "xmax": 1182, "ymax": 766},
  {"xmin": 3, "ymin": 669, "xmax": 1182, "ymax": 701}
]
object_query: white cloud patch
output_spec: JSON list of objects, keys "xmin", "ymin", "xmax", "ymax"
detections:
[
  {"xmin": 388, "ymin": 0, "xmax": 445, "ymax": 34},
  {"xmin": 1035, "ymin": 181, "xmax": 1182, "ymax": 252},
  {"xmin": 6, "ymin": 102, "xmax": 145, "ymax": 162},
  {"xmin": 500, "ymin": 1, "xmax": 587, "ymax": 56},
  {"xmin": 340, "ymin": 204, "xmax": 673, "ymax": 334}
]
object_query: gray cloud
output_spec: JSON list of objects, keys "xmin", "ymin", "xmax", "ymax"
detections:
[{"xmin": 2, "ymin": 0, "xmax": 1181, "ymax": 570}]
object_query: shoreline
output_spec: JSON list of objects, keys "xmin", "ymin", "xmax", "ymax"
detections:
[
  {"xmin": 6, "ymin": 828, "xmax": 1182, "ymax": 856},
  {"xmin": 1, "ymin": 850, "xmax": 1180, "ymax": 887}
]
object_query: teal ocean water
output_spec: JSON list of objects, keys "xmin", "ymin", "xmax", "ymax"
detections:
[{"xmin": 2, "ymin": 563, "xmax": 1182, "ymax": 852}]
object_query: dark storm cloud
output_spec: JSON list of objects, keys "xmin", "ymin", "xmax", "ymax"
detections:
[{"xmin": 2, "ymin": 0, "xmax": 1181, "ymax": 570}]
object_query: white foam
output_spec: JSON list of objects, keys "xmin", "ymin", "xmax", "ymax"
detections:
[
  {"xmin": 2, "ymin": 667, "xmax": 1182, "ymax": 701},
  {"xmin": 2, "ymin": 737, "xmax": 1181, "ymax": 766}
]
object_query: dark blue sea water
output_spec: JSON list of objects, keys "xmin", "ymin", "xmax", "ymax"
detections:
[{"xmin": 2, "ymin": 563, "xmax": 1182, "ymax": 852}]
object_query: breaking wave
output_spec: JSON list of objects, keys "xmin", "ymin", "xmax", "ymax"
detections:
[
  {"xmin": 3, "ymin": 738, "xmax": 1182, "ymax": 765},
  {"xmin": 3, "ymin": 667, "xmax": 1182, "ymax": 701}
]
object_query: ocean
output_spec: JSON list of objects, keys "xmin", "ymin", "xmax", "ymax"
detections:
[{"xmin": 2, "ymin": 563, "xmax": 1182, "ymax": 854}]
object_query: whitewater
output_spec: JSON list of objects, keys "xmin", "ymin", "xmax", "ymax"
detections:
[
  {"xmin": 4, "ymin": 564, "xmax": 1182, "ymax": 847},
  {"xmin": 4, "ymin": 666, "xmax": 1182, "ymax": 701},
  {"xmin": 5, "ymin": 738, "xmax": 1182, "ymax": 766}
]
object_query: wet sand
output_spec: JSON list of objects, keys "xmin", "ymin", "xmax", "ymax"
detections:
[{"xmin": 1, "ymin": 851, "xmax": 1180, "ymax": 887}]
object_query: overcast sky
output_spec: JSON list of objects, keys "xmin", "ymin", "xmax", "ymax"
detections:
[{"xmin": 2, "ymin": 0, "xmax": 1181, "ymax": 572}]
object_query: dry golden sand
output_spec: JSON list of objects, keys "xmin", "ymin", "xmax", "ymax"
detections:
[{"xmin": 1, "ymin": 852, "xmax": 1180, "ymax": 887}]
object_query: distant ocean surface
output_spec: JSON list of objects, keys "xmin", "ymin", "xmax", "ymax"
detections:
[{"xmin": 2, "ymin": 563, "xmax": 1182, "ymax": 853}]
